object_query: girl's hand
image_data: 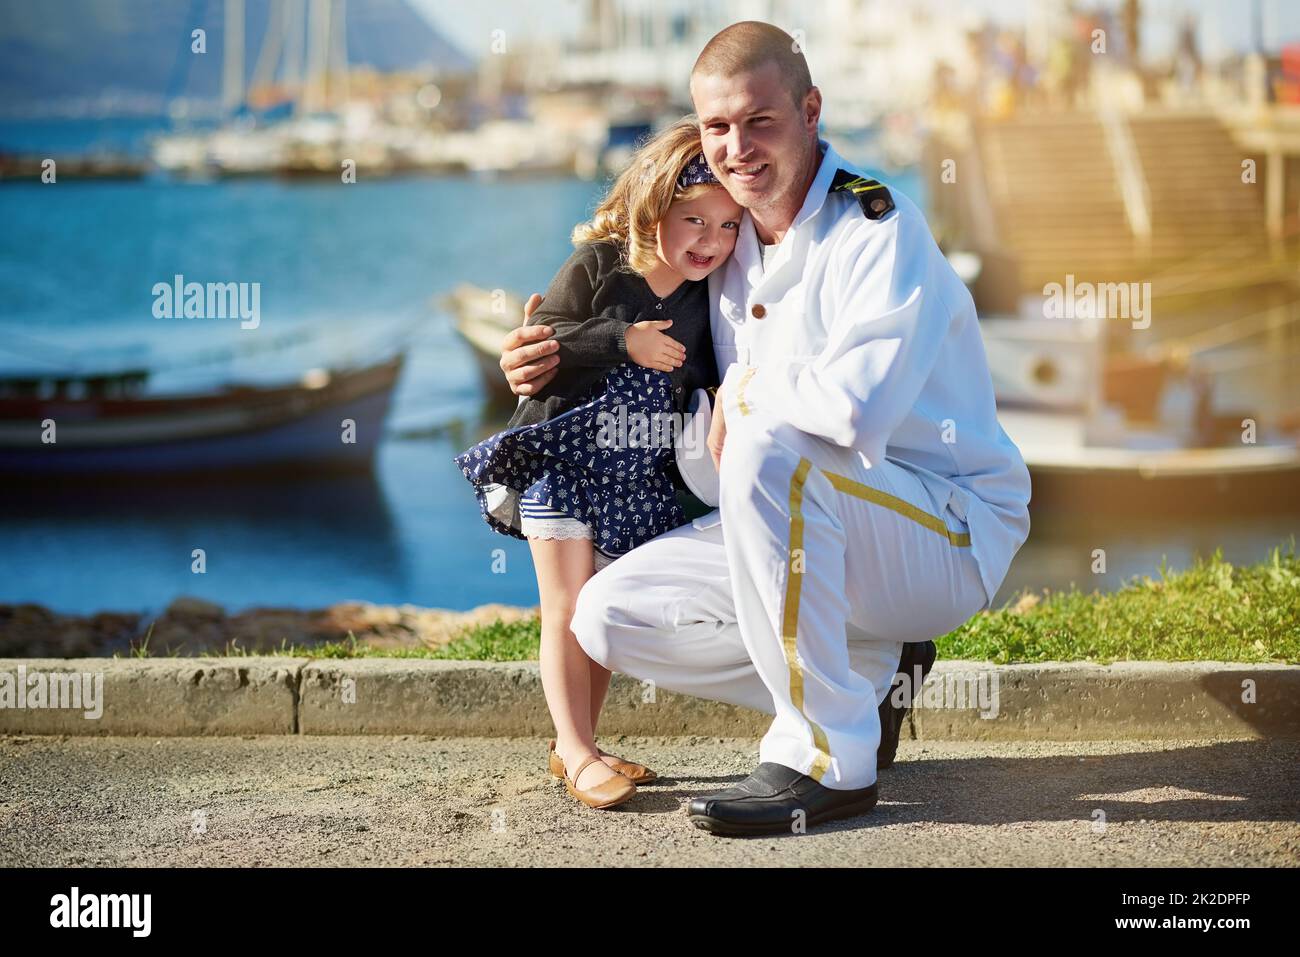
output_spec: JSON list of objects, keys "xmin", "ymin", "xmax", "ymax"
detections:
[{"xmin": 625, "ymin": 319, "xmax": 686, "ymax": 373}]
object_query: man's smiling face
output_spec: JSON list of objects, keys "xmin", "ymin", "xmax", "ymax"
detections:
[{"xmin": 690, "ymin": 60, "xmax": 821, "ymax": 218}]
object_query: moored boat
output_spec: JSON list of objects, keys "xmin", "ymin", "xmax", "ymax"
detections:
[
  {"xmin": 0, "ymin": 353, "xmax": 403, "ymax": 476},
  {"xmin": 442, "ymin": 283, "xmax": 523, "ymax": 406}
]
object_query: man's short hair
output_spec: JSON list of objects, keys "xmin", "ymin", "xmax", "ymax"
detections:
[{"xmin": 690, "ymin": 21, "xmax": 813, "ymax": 107}]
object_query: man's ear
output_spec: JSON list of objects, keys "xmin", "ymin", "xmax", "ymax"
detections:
[{"xmin": 803, "ymin": 86, "xmax": 822, "ymax": 133}]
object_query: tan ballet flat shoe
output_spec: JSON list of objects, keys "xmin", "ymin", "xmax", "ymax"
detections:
[
  {"xmin": 548, "ymin": 739, "xmax": 658, "ymax": 785},
  {"xmin": 561, "ymin": 753, "xmax": 637, "ymax": 810}
]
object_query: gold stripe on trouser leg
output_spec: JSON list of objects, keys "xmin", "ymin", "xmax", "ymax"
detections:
[
  {"xmin": 734, "ymin": 367, "xmax": 757, "ymax": 417},
  {"xmin": 781, "ymin": 457, "xmax": 833, "ymax": 782},
  {"xmin": 821, "ymin": 470, "xmax": 972, "ymax": 546}
]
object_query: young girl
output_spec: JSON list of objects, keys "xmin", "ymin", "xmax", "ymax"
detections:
[{"xmin": 454, "ymin": 119, "xmax": 741, "ymax": 810}]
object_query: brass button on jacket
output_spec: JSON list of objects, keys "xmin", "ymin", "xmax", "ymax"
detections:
[{"xmin": 751, "ymin": 303, "xmax": 766, "ymax": 319}]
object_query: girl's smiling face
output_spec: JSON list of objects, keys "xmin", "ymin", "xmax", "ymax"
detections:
[{"xmin": 656, "ymin": 186, "xmax": 743, "ymax": 280}]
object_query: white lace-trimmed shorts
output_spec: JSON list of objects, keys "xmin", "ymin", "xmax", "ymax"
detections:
[{"xmin": 519, "ymin": 492, "xmax": 617, "ymax": 571}]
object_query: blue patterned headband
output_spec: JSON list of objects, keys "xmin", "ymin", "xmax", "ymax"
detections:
[{"xmin": 677, "ymin": 153, "xmax": 719, "ymax": 189}]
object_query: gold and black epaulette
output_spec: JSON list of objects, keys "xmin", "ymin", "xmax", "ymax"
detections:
[{"xmin": 830, "ymin": 169, "xmax": 895, "ymax": 220}]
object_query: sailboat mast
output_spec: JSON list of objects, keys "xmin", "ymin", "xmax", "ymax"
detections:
[
  {"xmin": 283, "ymin": 0, "xmax": 305, "ymax": 109},
  {"xmin": 250, "ymin": 0, "xmax": 286, "ymax": 103},
  {"xmin": 303, "ymin": 0, "xmax": 331, "ymax": 114},
  {"xmin": 330, "ymin": 0, "xmax": 349, "ymax": 106},
  {"xmin": 222, "ymin": 0, "xmax": 245, "ymax": 117}
]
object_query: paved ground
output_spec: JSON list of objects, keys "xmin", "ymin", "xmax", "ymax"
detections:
[{"xmin": 1, "ymin": 735, "xmax": 1297, "ymax": 867}]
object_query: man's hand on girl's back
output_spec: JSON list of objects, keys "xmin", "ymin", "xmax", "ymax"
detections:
[{"xmin": 500, "ymin": 293, "xmax": 560, "ymax": 397}]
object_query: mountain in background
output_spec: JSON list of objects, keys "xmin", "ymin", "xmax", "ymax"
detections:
[{"xmin": 0, "ymin": 0, "xmax": 474, "ymax": 116}]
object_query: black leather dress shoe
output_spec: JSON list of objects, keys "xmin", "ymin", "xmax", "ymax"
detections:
[
  {"xmin": 877, "ymin": 639, "xmax": 937, "ymax": 770},
  {"xmin": 687, "ymin": 762, "xmax": 878, "ymax": 836}
]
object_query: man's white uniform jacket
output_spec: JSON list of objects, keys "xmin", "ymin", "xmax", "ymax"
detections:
[{"xmin": 710, "ymin": 140, "xmax": 1031, "ymax": 611}]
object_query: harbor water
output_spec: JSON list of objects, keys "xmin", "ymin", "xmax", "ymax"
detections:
[{"xmin": 1, "ymin": 119, "xmax": 1296, "ymax": 617}]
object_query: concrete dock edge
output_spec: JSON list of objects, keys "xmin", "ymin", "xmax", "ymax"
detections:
[{"xmin": 1, "ymin": 658, "xmax": 1296, "ymax": 740}]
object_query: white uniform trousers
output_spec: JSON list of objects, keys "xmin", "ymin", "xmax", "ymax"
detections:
[{"xmin": 571, "ymin": 410, "xmax": 987, "ymax": 791}]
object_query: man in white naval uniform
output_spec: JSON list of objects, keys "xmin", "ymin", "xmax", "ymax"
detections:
[{"xmin": 499, "ymin": 22, "xmax": 1031, "ymax": 835}]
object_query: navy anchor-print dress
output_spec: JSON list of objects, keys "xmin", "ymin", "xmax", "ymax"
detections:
[{"xmin": 454, "ymin": 361, "xmax": 687, "ymax": 557}]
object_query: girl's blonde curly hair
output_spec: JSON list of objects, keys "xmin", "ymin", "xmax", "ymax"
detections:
[{"xmin": 572, "ymin": 117, "xmax": 723, "ymax": 276}]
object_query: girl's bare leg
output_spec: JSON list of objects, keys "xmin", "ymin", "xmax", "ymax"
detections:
[
  {"xmin": 586, "ymin": 563, "xmax": 636, "ymax": 769},
  {"xmin": 584, "ymin": 552, "xmax": 637, "ymax": 766},
  {"xmin": 589, "ymin": 662, "xmax": 612, "ymax": 733},
  {"xmin": 529, "ymin": 536, "xmax": 622, "ymax": 791}
]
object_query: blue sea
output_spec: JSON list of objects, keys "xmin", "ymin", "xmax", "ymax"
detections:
[{"xmin": 1, "ymin": 118, "xmax": 1295, "ymax": 617}]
